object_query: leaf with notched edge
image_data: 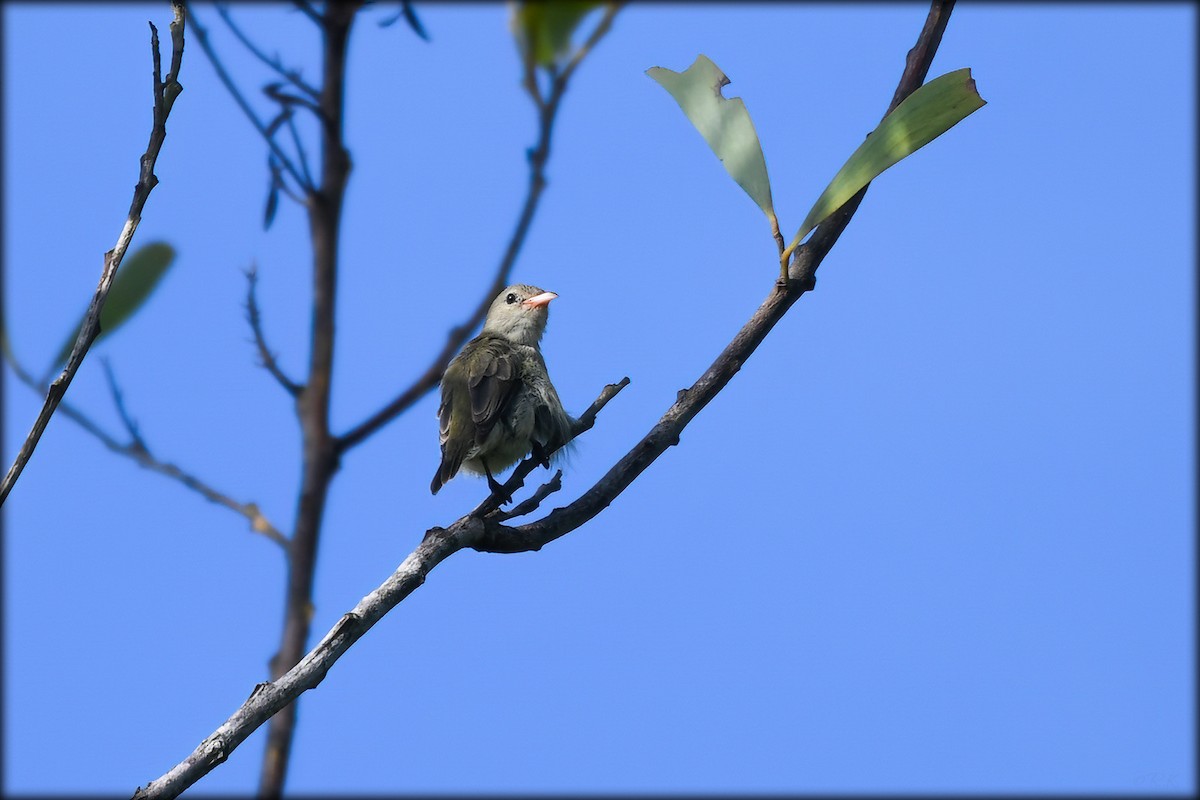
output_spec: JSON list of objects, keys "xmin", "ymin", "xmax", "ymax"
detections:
[{"xmin": 647, "ymin": 55, "xmax": 777, "ymax": 229}]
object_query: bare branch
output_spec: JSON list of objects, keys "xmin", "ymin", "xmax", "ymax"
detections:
[
  {"xmin": 131, "ymin": 375, "xmax": 625, "ymax": 800},
  {"xmin": 135, "ymin": 514, "xmax": 480, "ymax": 800},
  {"xmin": 244, "ymin": 265, "xmax": 303, "ymax": 396},
  {"xmin": 189, "ymin": 8, "xmax": 312, "ymax": 193},
  {"xmin": 0, "ymin": 2, "xmax": 186, "ymax": 508},
  {"xmin": 285, "ymin": 113, "xmax": 315, "ymax": 188},
  {"xmin": 335, "ymin": 6, "xmax": 622, "ymax": 454},
  {"xmin": 4, "ymin": 351, "xmax": 288, "ymax": 549},
  {"xmin": 292, "ymin": 0, "xmax": 323, "ymax": 27},
  {"xmin": 215, "ymin": 3, "xmax": 320, "ymax": 99},
  {"xmin": 101, "ymin": 357, "xmax": 147, "ymax": 450}
]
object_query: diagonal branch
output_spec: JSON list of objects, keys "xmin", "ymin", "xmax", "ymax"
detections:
[
  {"xmin": 292, "ymin": 0, "xmax": 322, "ymax": 28},
  {"xmin": 214, "ymin": 3, "xmax": 320, "ymax": 99},
  {"xmin": 132, "ymin": 377, "xmax": 626, "ymax": 800},
  {"xmin": 4, "ymin": 352, "xmax": 288, "ymax": 549},
  {"xmin": 244, "ymin": 265, "xmax": 303, "ymax": 396},
  {"xmin": 189, "ymin": 7, "xmax": 312, "ymax": 194},
  {"xmin": 334, "ymin": 5, "xmax": 622, "ymax": 455},
  {"xmin": 133, "ymin": 2, "xmax": 959, "ymax": 796},
  {"xmin": 0, "ymin": 2, "xmax": 186, "ymax": 508},
  {"xmin": 285, "ymin": 113, "xmax": 315, "ymax": 189},
  {"xmin": 479, "ymin": 0, "xmax": 960, "ymax": 555},
  {"xmin": 101, "ymin": 357, "xmax": 148, "ymax": 451}
]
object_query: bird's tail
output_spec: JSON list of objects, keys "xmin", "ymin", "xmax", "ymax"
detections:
[{"xmin": 430, "ymin": 441, "xmax": 468, "ymax": 495}]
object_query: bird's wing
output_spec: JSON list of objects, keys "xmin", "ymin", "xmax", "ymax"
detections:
[
  {"xmin": 431, "ymin": 336, "xmax": 521, "ymax": 495},
  {"xmin": 433, "ymin": 381, "xmax": 470, "ymax": 494},
  {"xmin": 466, "ymin": 336, "xmax": 521, "ymax": 446}
]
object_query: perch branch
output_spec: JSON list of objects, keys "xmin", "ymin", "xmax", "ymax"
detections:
[
  {"xmin": 473, "ymin": 376, "xmax": 630, "ymax": 519},
  {"xmin": 133, "ymin": 377, "xmax": 625, "ymax": 800},
  {"xmin": 0, "ymin": 2, "xmax": 185, "ymax": 508},
  {"xmin": 133, "ymin": 2, "xmax": 957, "ymax": 796}
]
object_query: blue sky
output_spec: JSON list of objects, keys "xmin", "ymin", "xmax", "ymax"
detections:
[{"xmin": 3, "ymin": 3, "xmax": 1194, "ymax": 795}]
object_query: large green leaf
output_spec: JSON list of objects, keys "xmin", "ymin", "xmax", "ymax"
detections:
[
  {"xmin": 514, "ymin": 2, "xmax": 598, "ymax": 67},
  {"xmin": 789, "ymin": 68, "xmax": 985, "ymax": 250},
  {"xmin": 647, "ymin": 55, "xmax": 776, "ymax": 225},
  {"xmin": 50, "ymin": 241, "xmax": 177, "ymax": 370}
]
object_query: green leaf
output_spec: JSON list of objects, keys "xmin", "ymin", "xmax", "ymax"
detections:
[
  {"xmin": 50, "ymin": 241, "xmax": 177, "ymax": 371},
  {"xmin": 514, "ymin": 2, "xmax": 598, "ymax": 67},
  {"xmin": 647, "ymin": 55, "xmax": 776, "ymax": 225},
  {"xmin": 789, "ymin": 68, "xmax": 986, "ymax": 250}
]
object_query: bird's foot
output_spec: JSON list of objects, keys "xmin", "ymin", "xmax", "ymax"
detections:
[
  {"xmin": 485, "ymin": 470, "xmax": 513, "ymax": 505},
  {"xmin": 531, "ymin": 442, "xmax": 552, "ymax": 469}
]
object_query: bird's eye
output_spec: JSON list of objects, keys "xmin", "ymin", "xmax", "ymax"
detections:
[{"xmin": 506, "ymin": 293, "xmax": 518, "ymax": 304}]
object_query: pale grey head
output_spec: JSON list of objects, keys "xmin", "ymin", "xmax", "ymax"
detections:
[{"xmin": 481, "ymin": 283, "xmax": 557, "ymax": 346}]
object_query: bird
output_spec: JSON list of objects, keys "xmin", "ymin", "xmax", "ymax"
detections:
[{"xmin": 431, "ymin": 283, "xmax": 574, "ymax": 500}]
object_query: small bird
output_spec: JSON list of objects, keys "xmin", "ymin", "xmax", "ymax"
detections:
[{"xmin": 431, "ymin": 283, "xmax": 574, "ymax": 499}]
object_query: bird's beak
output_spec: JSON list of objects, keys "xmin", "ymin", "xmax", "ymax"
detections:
[{"xmin": 522, "ymin": 291, "xmax": 558, "ymax": 308}]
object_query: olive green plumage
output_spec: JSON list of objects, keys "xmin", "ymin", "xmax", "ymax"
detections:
[{"xmin": 431, "ymin": 284, "xmax": 573, "ymax": 496}]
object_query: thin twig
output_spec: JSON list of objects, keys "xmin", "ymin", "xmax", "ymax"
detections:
[
  {"xmin": 490, "ymin": 470, "xmax": 564, "ymax": 523},
  {"xmin": 4, "ymin": 351, "xmax": 289, "ymax": 549},
  {"xmin": 292, "ymin": 0, "xmax": 323, "ymax": 27},
  {"xmin": 472, "ymin": 377, "xmax": 631, "ymax": 519},
  {"xmin": 189, "ymin": 8, "xmax": 312, "ymax": 193},
  {"xmin": 244, "ymin": 265, "xmax": 303, "ymax": 396},
  {"xmin": 215, "ymin": 3, "xmax": 319, "ymax": 98},
  {"xmin": 268, "ymin": 154, "xmax": 308, "ymax": 207},
  {"xmin": 101, "ymin": 357, "xmax": 147, "ymax": 451},
  {"xmin": 0, "ymin": 2, "xmax": 185, "ymax": 508},
  {"xmin": 285, "ymin": 113, "xmax": 314, "ymax": 188},
  {"xmin": 334, "ymin": 5, "xmax": 622, "ymax": 454},
  {"xmin": 557, "ymin": 3, "xmax": 621, "ymax": 89}
]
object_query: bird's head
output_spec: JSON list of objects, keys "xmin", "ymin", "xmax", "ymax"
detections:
[{"xmin": 481, "ymin": 283, "xmax": 557, "ymax": 346}]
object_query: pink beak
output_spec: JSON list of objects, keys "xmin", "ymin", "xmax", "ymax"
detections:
[{"xmin": 522, "ymin": 291, "xmax": 558, "ymax": 308}]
